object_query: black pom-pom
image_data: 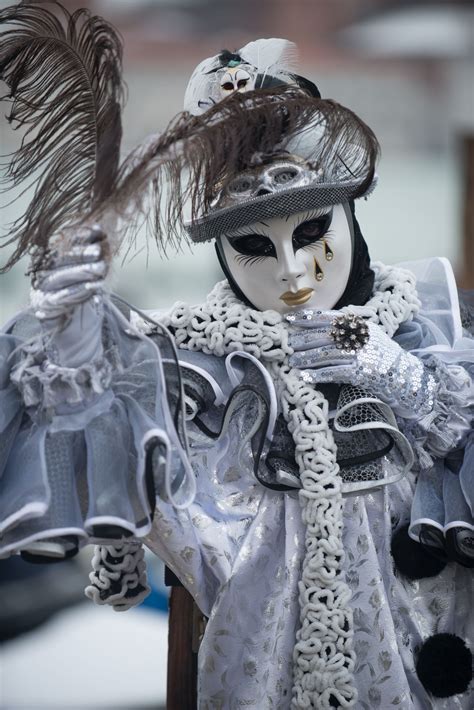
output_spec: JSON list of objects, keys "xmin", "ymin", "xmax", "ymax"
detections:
[
  {"xmin": 391, "ymin": 524, "xmax": 446, "ymax": 579},
  {"xmin": 416, "ymin": 634, "xmax": 472, "ymax": 697}
]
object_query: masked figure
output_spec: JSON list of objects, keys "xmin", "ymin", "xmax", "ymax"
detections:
[{"xmin": 0, "ymin": 7, "xmax": 473, "ymax": 709}]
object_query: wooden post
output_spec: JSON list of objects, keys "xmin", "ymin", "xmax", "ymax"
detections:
[
  {"xmin": 167, "ymin": 586, "xmax": 198, "ymax": 709},
  {"xmin": 460, "ymin": 134, "xmax": 474, "ymax": 289}
]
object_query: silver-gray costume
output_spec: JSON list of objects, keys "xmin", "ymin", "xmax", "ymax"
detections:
[{"xmin": 1, "ymin": 259, "xmax": 473, "ymax": 709}]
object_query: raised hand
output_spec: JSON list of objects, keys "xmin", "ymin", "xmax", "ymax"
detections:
[
  {"xmin": 31, "ymin": 225, "xmax": 108, "ymax": 319},
  {"xmin": 30, "ymin": 225, "xmax": 109, "ymax": 369}
]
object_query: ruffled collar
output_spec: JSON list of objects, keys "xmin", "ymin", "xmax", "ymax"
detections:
[{"xmin": 151, "ymin": 261, "xmax": 420, "ymax": 358}]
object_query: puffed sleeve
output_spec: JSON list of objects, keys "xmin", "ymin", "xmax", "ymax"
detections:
[
  {"xmin": 0, "ymin": 298, "xmax": 195, "ymax": 561},
  {"xmin": 86, "ymin": 342, "xmax": 281, "ymax": 615},
  {"xmin": 392, "ymin": 259, "xmax": 474, "ymax": 566}
]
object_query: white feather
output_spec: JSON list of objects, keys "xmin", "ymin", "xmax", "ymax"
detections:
[
  {"xmin": 183, "ymin": 54, "xmax": 220, "ymax": 114},
  {"xmin": 183, "ymin": 39, "xmax": 299, "ymax": 115},
  {"xmin": 239, "ymin": 38, "xmax": 298, "ymax": 76}
]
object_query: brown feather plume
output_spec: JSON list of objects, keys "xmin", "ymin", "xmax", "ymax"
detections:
[
  {"xmin": 98, "ymin": 86, "xmax": 379, "ymax": 255},
  {"xmin": 0, "ymin": 3, "xmax": 378, "ymax": 270},
  {"xmin": 0, "ymin": 0, "xmax": 124, "ymax": 272}
]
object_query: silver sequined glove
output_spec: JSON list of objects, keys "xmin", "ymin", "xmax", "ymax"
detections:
[
  {"xmin": 287, "ymin": 310, "xmax": 437, "ymax": 418},
  {"xmin": 30, "ymin": 225, "xmax": 109, "ymax": 368}
]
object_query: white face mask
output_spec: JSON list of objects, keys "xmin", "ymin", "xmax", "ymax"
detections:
[{"xmin": 220, "ymin": 204, "xmax": 353, "ymax": 314}]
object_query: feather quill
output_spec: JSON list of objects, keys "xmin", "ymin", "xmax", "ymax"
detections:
[{"xmin": 0, "ymin": 0, "xmax": 124, "ymax": 272}]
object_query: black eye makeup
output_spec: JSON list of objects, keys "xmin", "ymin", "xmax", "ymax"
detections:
[
  {"xmin": 292, "ymin": 211, "xmax": 333, "ymax": 250},
  {"xmin": 227, "ymin": 233, "xmax": 276, "ymax": 265},
  {"xmin": 225, "ymin": 208, "xmax": 333, "ymax": 267}
]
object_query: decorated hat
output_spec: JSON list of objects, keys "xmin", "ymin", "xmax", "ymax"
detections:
[
  {"xmin": 184, "ymin": 95, "xmax": 379, "ymax": 244},
  {"xmin": 180, "ymin": 39, "xmax": 378, "ymax": 244}
]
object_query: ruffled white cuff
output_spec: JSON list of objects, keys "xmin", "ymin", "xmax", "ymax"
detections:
[{"xmin": 85, "ymin": 541, "xmax": 151, "ymax": 612}]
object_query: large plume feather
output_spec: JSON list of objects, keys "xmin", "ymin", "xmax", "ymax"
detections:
[
  {"xmin": 0, "ymin": 0, "xmax": 124, "ymax": 272},
  {"xmin": 0, "ymin": 3, "xmax": 378, "ymax": 271}
]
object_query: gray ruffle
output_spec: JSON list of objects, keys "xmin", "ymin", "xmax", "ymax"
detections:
[
  {"xmin": 85, "ymin": 541, "xmax": 150, "ymax": 611},
  {"xmin": 0, "ymin": 298, "xmax": 192, "ymax": 558},
  {"xmin": 403, "ymin": 356, "xmax": 473, "ymax": 469},
  {"xmin": 11, "ymin": 353, "xmax": 113, "ymax": 409}
]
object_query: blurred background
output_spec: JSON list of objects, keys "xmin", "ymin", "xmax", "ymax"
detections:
[{"xmin": 0, "ymin": 0, "xmax": 473, "ymax": 707}]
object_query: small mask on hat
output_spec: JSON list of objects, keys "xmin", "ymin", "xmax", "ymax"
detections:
[
  {"xmin": 219, "ymin": 64, "xmax": 256, "ymax": 98},
  {"xmin": 214, "ymin": 155, "xmax": 322, "ymax": 210},
  {"xmin": 184, "ymin": 38, "xmax": 299, "ymax": 115}
]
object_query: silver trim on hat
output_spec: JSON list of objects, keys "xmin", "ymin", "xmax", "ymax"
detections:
[{"xmin": 185, "ymin": 176, "xmax": 376, "ymax": 243}]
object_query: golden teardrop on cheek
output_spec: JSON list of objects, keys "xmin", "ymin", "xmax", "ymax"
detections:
[
  {"xmin": 323, "ymin": 239, "xmax": 334, "ymax": 261},
  {"xmin": 313, "ymin": 257, "xmax": 324, "ymax": 282}
]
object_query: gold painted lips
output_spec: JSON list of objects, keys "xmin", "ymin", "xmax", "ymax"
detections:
[{"xmin": 280, "ymin": 288, "xmax": 314, "ymax": 306}]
